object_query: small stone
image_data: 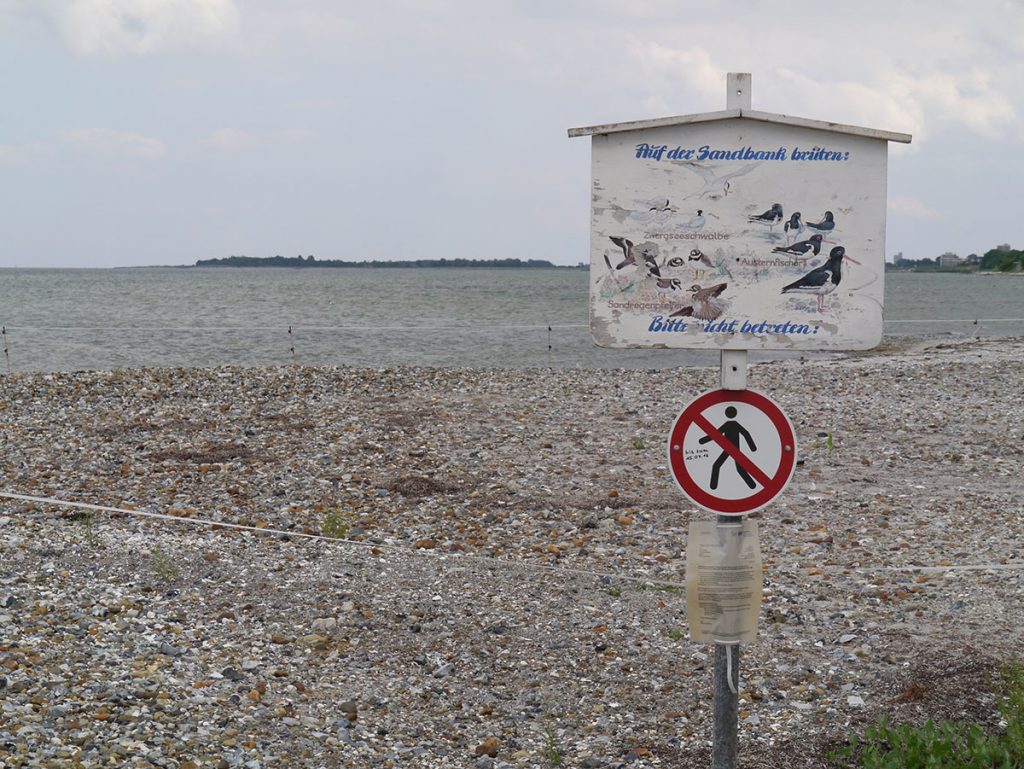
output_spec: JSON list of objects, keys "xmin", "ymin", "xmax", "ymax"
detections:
[
  {"xmin": 474, "ymin": 736, "xmax": 500, "ymax": 757},
  {"xmin": 296, "ymin": 633, "xmax": 331, "ymax": 649},
  {"xmin": 340, "ymin": 700, "xmax": 358, "ymax": 722},
  {"xmin": 847, "ymin": 695, "xmax": 865, "ymax": 708},
  {"xmin": 415, "ymin": 538, "xmax": 437, "ymax": 549},
  {"xmin": 222, "ymin": 667, "xmax": 245, "ymax": 681},
  {"xmin": 433, "ymin": 662, "xmax": 454, "ymax": 678},
  {"xmin": 311, "ymin": 617, "xmax": 337, "ymax": 634}
]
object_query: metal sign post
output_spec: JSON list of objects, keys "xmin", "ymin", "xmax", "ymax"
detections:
[
  {"xmin": 712, "ymin": 348, "xmax": 745, "ymax": 769},
  {"xmin": 715, "ymin": 348, "xmax": 745, "ymax": 769}
]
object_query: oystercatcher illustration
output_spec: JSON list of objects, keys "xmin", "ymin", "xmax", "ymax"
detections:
[
  {"xmin": 783, "ymin": 212, "xmax": 804, "ymax": 244},
  {"xmin": 678, "ymin": 161, "xmax": 760, "ymax": 199},
  {"xmin": 772, "ymin": 233, "xmax": 824, "ymax": 257},
  {"xmin": 806, "ymin": 211, "xmax": 836, "ymax": 233},
  {"xmin": 747, "ymin": 203, "xmax": 783, "ymax": 228},
  {"xmin": 781, "ymin": 246, "xmax": 861, "ymax": 312},
  {"xmin": 670, "ymin": 283, "xmax": 729, "ymax": 322}
]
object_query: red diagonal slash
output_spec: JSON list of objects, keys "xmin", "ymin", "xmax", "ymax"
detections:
[{"xmin": 692, "ymin": 412, "xmax": 773, "ymax": 488}]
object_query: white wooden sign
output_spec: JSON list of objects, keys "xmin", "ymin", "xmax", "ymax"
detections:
[{"xmin": 581, "ymin": 115, "xmax": 906, "ymax": 351}]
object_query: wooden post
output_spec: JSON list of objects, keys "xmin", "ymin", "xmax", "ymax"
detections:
[{"xmin": 727, "ymin": 72, "xmax": 752, "ymax": 111}]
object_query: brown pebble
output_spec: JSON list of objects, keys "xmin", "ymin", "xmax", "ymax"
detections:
[{"xmin": 474, "ymin": 737, "xmax": 500, "ymax": 757}]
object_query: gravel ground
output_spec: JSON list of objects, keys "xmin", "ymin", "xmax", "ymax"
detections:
[{"xmin": 1, "ymin": 336, "xmax": 1023, "ymax": 768}]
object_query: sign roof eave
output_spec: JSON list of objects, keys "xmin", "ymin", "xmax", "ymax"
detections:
[{"xmin": 567, "ymin": 108, "xmax": 912, "ymax": 144}]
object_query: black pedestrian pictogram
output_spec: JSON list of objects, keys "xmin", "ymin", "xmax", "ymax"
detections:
[{"xmin": 699, "ymin": 406, "xmax": 757, "ymax": 490}]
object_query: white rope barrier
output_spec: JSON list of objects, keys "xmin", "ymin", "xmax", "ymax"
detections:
[
  {"xmin": 1, "ymin": 320, "xmax": 1022, "ymax": 333},
  {"xmin": 884, "ymin": 318, "xmax": 1024, "ymax": 324},
  {"xmin": 2, "ymin": 492, "xmax": 1022, "ymax": 584},
  {"xmin": 0, "ymin": 324, "xmax": 590, "ymax": 332},
  {"xmin": 0, "ymin": 492, "xmax": 688, "ymax": 590}
]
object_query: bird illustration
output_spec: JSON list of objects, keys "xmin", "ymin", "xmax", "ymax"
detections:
[
  {"xmin": 772, "ymin": 233, "xmax": 824, "ymax": 257},
  {"xmin": 677, "ymin": 209, "xmax": 708, "ymax": 231},
  {"xmin": 782, "ymin": 246, "xmax": 861, "ymax": 313},
  {"xmin": 748, "ymin": 203, "xmax": 783, "ymax": 227},
  {"xmin": 665, "ymin": 256, "xmax": 687, "ymax": 268},
  {"xmin": 688, "ymin": 248, "xmax": 715, "ymax": 267},
  {"xmin": 670, "ymin": 283, "xmax": 729, "ymax": 322},
  {"xmin": 628, "ymin": 197, "xmax": 676, "ymax": 224},
  {"xmin": 609, "ymin": 236, "xmax": 661, "ymax": 276},
  {"xmin": 784, "ymin": 212, "xmax": 804, "ymax": 244},
  {"xmin": 806, "ymin": 211, "xmax": 836, "ymax": 233},
  {"xmin": 654, "ymin": 277, "xmax": 683, "ymax": 295},
  {"xmin": 687, "ymin": 248, "xmax": 715, "ymax": 281},
  {"xmin": 677, "ymin": 161, "xmax": 760, "ymax": 199}
]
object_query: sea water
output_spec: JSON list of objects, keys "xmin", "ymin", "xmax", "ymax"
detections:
[{"xmin": 0, "ymin": 268, "xmax": 1020, "ymax": 372}]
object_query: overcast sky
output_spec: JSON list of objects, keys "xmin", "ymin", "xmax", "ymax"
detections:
[{"xmin": 1, "ymin": 0, "xmax": 1022, "ymax": 268}]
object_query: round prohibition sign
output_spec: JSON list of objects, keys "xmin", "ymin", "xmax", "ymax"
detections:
[{"xmin": 667, "ymin": 388, "xmax": 797, "ymax": 515}]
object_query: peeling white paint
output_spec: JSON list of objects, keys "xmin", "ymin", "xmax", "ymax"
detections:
[{"xmin": 586, "ymin": 117, "xmax": 895, "ymax": 351}]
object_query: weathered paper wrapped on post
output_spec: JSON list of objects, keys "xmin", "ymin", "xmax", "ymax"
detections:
[{"xmin": 686, "ymin": 520, "xmax": 763, "ymax": 643}]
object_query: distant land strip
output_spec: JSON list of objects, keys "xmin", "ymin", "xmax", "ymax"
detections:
[{"xmin": 194, "ymin": 255, "xmax": 584, "ymax": 269}]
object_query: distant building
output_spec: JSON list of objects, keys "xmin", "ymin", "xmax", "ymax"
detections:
[{"xmin": 938, "ymin": 253, "xmax": 963, "ymax": 268}]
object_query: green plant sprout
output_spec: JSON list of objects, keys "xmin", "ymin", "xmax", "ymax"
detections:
[
  {"xmin": 150, "ymin": 547, "xmax": 180, "ymax": 582},
  {"xmin": 321, "ymin": 505, "xmax": 353, "ymax": 539}
]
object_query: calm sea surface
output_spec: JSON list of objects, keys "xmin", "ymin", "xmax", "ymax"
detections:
[{"xmin": 0, "ymin": 268, "xmax": 1020, "ymax": 372}]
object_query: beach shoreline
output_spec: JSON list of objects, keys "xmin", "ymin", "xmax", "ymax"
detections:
[{"xmin": 2, "ymin": 336, "xmax": 1022, "ymax": 768}]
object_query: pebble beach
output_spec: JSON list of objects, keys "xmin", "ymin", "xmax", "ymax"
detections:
[{"xmin": 1, "ymin": 335, "xmax": 1023, "ymax": 768}]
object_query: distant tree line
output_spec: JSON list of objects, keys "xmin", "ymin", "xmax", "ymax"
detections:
[
  {"xmin": 980, "ymin": 245, "xmax": 1024, "ymax": 272},
  {"xmin": 194, "ymin": 255, "xmax": 581, "ymax": 269},
  {"xmin": 890, "ymin": 243, "xmax": 1024, "ymax": 273}
]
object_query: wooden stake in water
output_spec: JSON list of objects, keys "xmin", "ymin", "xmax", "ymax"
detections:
[{"xmin": 2, "ymin": 325, "xmax": 9, "ymax": 373}]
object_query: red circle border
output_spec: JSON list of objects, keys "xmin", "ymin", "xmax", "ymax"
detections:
[{"xmin": 666, "ymin": 388, "xmax": 797, "ymax": 515}]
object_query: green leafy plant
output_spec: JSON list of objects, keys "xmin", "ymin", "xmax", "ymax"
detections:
[
  {"xmin": 541, "ymin": 710, "xmax": 563, "ymax": 767},
  {"xmin": 69, "ymin": 511, "xmax": 99, "ymax": 548},
  {"xmin": 1000, "ymin": 661, "xmax": 1024, "ymax": 759},
  {"xmin": 825, "ymin": 432, "xmax": 835, "ymax": 456},
  {"xmin": 150, "ymin": 547, "xmax": 180, "ymax": 582},
  {"xmin": 321, "ymin": 505, "xmax": 353, "ymax": 540},
  {"xmin": 605, "ymin": 585, "xmax": 622, "ymax": 598},
  {"xmin": 665, "ymin": 626, "xmax": 684, "ymax": 641},
  {"xmin": 631, "ymin": 437, "xmax": 646, "ymax": 450},
  {"xmin": 829, "ymin": 661, "xmax": 1024, "ymax": 768}
]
